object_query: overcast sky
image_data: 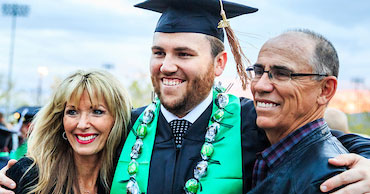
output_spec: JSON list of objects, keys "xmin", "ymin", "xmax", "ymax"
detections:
[{"xmin": 0, "ymin": 0, "xmax": 369, "ymax": 107}]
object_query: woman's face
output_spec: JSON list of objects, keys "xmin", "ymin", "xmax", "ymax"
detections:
[{"xmin": 63, "ymin": 90, "xmax": 114, "ymax": 158}]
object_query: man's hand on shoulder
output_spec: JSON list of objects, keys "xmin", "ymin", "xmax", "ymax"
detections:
[
  {"xmin": 320, "ymin": 153, "xmax": 370, "ymax": 194},
  {"xmin": 0, "ymin": 159, "xmax": 16, "ymax": 194}
]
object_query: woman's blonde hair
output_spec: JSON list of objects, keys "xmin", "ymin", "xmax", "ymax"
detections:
[{"xmin": 26, "ymin": 70, "xmax": 131, "ymax": 194}]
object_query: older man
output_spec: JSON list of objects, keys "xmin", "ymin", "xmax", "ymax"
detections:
[{"xmin": 247, "ymin": 29, "xmax": 366, "ymax": 193}]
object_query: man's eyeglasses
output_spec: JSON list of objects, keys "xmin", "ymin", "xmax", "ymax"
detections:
[{"xmin": 246, "ymin": 65, "xmax": 328, "ymax": 83}]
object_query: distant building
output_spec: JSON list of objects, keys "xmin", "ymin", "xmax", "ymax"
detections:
[{"xmin": 329, "ymin": 89, "xmax": 370, "ymax": 114}]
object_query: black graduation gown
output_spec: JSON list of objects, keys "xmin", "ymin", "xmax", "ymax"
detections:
[
  {"xmin": 147, "ymin": 104, "xmax": 212, "ymax": 194},
  {"xmin": 112, "ymin": 97, "xmax": 370, "ymax": 194},
  {"xmin": 126, "ymin": 98, "xmax": 269, "ymax": 194}
]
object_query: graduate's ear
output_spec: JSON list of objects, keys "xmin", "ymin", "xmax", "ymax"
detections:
[{"xmin": 214, "ymin": 51, "xmax": 227, "ymax": 77}]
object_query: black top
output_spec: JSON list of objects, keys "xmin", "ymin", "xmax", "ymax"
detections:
[
  {"xmin": 6, "ymin": 157, "xmax": 107, "ymax": 194},
  {"xmin": 6, "ymin": 158, "xmax": 38, "ymax": 194}
]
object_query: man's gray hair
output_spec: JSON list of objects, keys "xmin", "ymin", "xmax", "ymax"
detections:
[{"xmin": 289, "ymin": 29, "xmax": 339, "ymax": 79}]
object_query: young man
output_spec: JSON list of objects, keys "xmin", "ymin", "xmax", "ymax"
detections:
[{"xmin": 111, "ymin": 1, "xmax": 266, "ymax": 193}]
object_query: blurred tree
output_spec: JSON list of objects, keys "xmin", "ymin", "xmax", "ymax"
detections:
[
  {"xmin": 0, "ymin": 75, "xmax": 15, "ymax": 110},
  {"xmin": 128, "ymin": 80, "xmax": 153, "ymax": 108},
  {"xmin": 0, "ymin": 75, "xmax": 4, "ymax": 100},
  {"xmin": 348, "ymin": 112, "xmax": 370, "ymax": 135}
]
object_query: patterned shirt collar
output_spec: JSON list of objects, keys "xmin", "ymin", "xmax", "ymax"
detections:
[
  {"xmin": 261, "ymin": 118, "xmax": 325, "ymax": 168},
  {"xmin": 252, "ymin": 118, "xmax": 325, "ymax": 187}
]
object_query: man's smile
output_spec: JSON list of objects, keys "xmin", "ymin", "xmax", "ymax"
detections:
[
  {"xmin": 255, "ymin": 100, "xmax": 280, "ymax": 109},
  {"xmin": 162, "ymin": 78, "xmax": 185, "ymax": 86}
]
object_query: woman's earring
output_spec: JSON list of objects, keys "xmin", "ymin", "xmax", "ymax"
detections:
[{"xmin": 62, "ymin": 132, "xmax": 67, "ymax": 140}]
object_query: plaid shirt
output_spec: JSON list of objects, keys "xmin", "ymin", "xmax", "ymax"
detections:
[{"xmin": 252, "ymin": 118, "xmax": 325, "ymax": 188}]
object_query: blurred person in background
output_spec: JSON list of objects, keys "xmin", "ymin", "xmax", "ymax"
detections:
[
  {"xmin": 0, "ymin": 113, "xmax": 13, "ymax": 168},
  {"xmin": 0, "ymin": 113, "xmax": 12, "ymax": 130},
  {"xmin": 0, "ymin": 128, "xmax": 12, "ymax": 169},
  {"xmin": 324, "ymin": 107, "xmax": 350, "ymax": 134},
  {"xmin": 9, "ymin": 107, "xmax": 40, "ymax": 160}
]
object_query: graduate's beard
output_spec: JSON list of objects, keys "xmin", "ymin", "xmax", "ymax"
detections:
[{"xmin": 152, "ymin": 64, "xmax": 215, "ymax": 118}]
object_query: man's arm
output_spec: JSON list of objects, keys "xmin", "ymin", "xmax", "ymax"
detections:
[
  {"xmin": 335, "ymin": 131, "xmax": 370, "ymax": 157},
  {"xmin": 322, "ymin": 132, "xmax": 370, "ymax": 193},
  {"xmin": 0, "ymin": 160, "xmax": 16, "ymax": 194},
  {"xmin": 320, "ymin": 154, "xmax": 370, "ymax": 193}
]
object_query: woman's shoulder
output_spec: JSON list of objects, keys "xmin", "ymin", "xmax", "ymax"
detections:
[
  {"xmin": 6, "ymin": 157, "xmax": 39, "ymax": 193},
  {"xmin": 7, "ymin": 157, "xmax": 34, "ymax": 178}
]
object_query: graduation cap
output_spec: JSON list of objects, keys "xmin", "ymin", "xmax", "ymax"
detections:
[
  {"xmin": 13, "ymin": 106, "xmax": 41, "ymax": 124},
  {"xmin": 134, "ymin": 0, "xmax": 258, "ymax": 42}
]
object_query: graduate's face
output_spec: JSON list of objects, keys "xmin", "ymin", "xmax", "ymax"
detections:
[
  {"xmin": 63, "ymin": 90, "xmax": 114, "ymax": 158},
  {"xmin": 150, "ymin": 32, "xmax": 216, "ymax": 117}
]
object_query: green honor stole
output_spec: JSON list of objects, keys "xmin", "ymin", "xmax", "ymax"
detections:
[{"xmin": 111, "ymin": 90, "xmax": 242, "ymax": 194}]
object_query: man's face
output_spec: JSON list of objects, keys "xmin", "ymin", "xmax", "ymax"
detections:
[
  {"xmin": 251, "ymin": 33, "xmax": 322, "ymax": 134},
  {"xmin": 150, "ymin": 32, "xmax": 215, "ymax": 117},
  {"xmin": 20, "ymin": 123, "xmax": 31, "ymax": 139}
]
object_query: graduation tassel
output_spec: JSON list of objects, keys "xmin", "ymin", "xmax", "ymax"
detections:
[
  {"xmin": 225, "ymin": 27, "xmax": 250, "ymax": 90},
  {"xmin": 218, "ymin": 0, "xmax": 251, "ymax": 90}
]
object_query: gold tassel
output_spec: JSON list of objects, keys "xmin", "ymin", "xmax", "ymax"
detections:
[
  {"xmin": 225, "ymin": 27, "xmax": 250, "ymax": 90},
  {"xmin": 217, "ymin": 0, "xmax": 251, "ymax": 90}
]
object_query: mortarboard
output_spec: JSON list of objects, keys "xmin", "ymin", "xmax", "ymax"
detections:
[
  {"xmin": 13, "ymin": 106, "xmax": 41, "ymax": 124},
  {"xmin": 134, "ymin": 0, "xmax": 257, "ymax": 42}
]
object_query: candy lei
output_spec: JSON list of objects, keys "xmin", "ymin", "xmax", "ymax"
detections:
[
  {"xmin": 184, "ymin": 85, "xmax": 230, "ymax": 194},
  {"xmin": 125, "ymin": 85, "xmax": 230, "ymax": 194},
  {"xmin": 126, "ymin": 102, "xmax": 157, "ymax": 194}
]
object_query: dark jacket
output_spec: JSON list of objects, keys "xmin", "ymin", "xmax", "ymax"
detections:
[{"xmin": 248, "ymin": 124, "xmax": 348, "ymax": 194}]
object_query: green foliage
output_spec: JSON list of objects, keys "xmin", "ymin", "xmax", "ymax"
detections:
[
  {"xmin": 0, "ymin": 75, "xmax": 15, "ymax": 102},
  {"xmin": 128, "ymin": 80, "xmax": 153, "ymax": 108},
  {"xmin": 348, "ymin": 112, "xmax": 370, "ymax": 135},
  {"xmin": 0, "ymin": 75, "xmax": 5, "ymax": 101}
]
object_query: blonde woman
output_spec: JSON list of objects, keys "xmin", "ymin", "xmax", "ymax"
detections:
[{"xmin": 6, "ymin": 70, "xmax": 131, "ymax": 194}]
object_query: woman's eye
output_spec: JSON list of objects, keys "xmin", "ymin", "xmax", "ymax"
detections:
[
  {"xmin": 93, "ymin": 109, "xmax": 104, "ymax": 115},
  {"xmin": 66, "ymin": 109, "xmax": 77, "ymax": 115}
]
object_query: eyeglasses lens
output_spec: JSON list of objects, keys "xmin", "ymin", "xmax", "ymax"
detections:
[{"xmin": 249, "ymin": 66, "xmax": 292, "ymax": 83}]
